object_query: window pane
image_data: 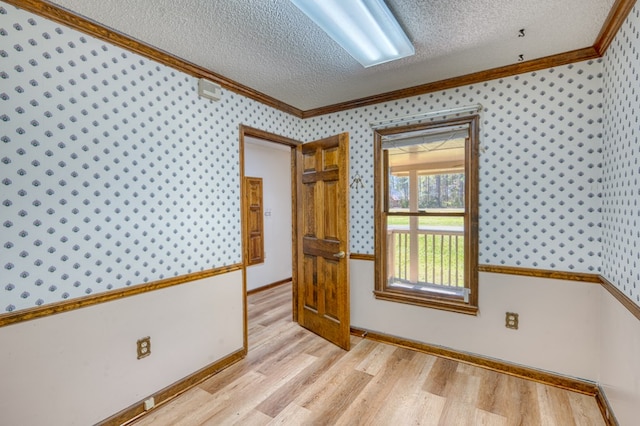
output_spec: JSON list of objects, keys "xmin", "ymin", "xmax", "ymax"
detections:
[
  {"xmin": 388, "ymin": 174, "xmax": 410, "ymax": 211},
  {"xmin": 386, "ymin": 137, "xmax": 465, "ymax": 214},
  {"xmin": 386, "ymin": 215, "xmax": 465, "ymax": 288},
  {"xmin": 418, "ymin": 173, "xmax": 465, "ymax": 211}
]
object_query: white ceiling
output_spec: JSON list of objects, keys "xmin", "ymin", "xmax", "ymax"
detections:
[{"xmin": 47, "ymin": 0, "xmax": 615, "ymax": 111}]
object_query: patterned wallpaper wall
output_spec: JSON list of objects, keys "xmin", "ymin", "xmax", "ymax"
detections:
[
  {"xmin": 601, "ymin": 3, "xmax": 640, "ymax": 306},
  {"xmin": 0, "ymin": 3, "xmax": 302, "ymax": 312},
  {"xmin": 1, "ymin": 1, "xmax": 617, "ymax": 313},
  {"xmin": 303, "ymin": 62, "xmax": 604, "ymax": 273}
]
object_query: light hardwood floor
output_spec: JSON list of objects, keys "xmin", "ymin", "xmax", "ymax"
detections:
[{"xmin": 132, "ymin": 282, "xmax": 605, "ymax": 425}]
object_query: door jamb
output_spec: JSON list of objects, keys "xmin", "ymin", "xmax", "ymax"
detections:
[{"xmin": 239, "ymin": 125, "xmax": 302, "ymax": 351}]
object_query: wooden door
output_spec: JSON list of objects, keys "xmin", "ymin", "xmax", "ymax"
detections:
[
  {"xmin": 244, "ymin": 177, "xmax": 264, "ymax": 265},
  {"xmin": 296, "ymin": 133, "xmax": 350, "ymax": 350}
]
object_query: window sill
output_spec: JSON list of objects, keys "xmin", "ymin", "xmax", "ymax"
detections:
[{"xmin": 373, "ymin": 289, "xmax": 478, "ymax": 315}]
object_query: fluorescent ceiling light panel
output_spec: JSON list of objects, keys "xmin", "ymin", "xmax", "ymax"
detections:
[{"xmin": 291, "ymin": 0, "xmax": 415, "ymax": 67}]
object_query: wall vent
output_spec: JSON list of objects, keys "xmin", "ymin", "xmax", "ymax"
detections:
[{"xmin": 198, "ymin": 78, "xmax": 222, "ymax": 101}]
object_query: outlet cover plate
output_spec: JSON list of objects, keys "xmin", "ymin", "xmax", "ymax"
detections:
[
  {"xmin": 505, "ymin": 312, "xmax": 519, "ymax": 330},
  {"xmin": 144, "ymin": 397, "xmax": 155, "ymax": 411},
  {"xmin": 137, "ymin": 336, "xmax": 151, "ymax": 359}
]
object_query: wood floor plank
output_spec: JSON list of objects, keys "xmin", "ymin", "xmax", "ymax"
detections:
[
  {"xmin": 409, "ymin": 390, "xmax": 448, "ymax": 426},
  {"xmin": 200, "ymin": 322, "xmax": 308, "ymax": 394},
  {"xmin": 474, "ymin": 408, "xmax": 509, "ymax": 426},
  {"xmin": 201, "ymin": 353, "xmax": 316, "ymax": 424},
  {"xmin": 509, "ymin": 376, "xmax": 544, "ymax": 426},
  {"xmin": 354, "ymin": 340, "xmax": 398, "ymax": 375},
  {"xmin": 255, "ymin": 343, "xmax": 344, "ymax": 418},
  {"xmin": 248, "ymin": 316, "xmax": 302, "ymax": 352},
  {"xmin": 333, "ymin": 346, "xmax": 409, "ymax": 425},
  {"xmin": 476, "ymin": 368, "xmax": 510, "ymax": 416},
  {"xmin": 537, "ymin": 382, "xmax": 578, "ymax": 426},
  {"xmin": 257, "ymin": 306, "xmax": 293, "ymax": 328},
  {"xmin": 567, "ymin": 391, "xmax": 607, "ymax": 426},
  {"xmin": 423, "ymin": 357, "xmax": 459, "ymax": 396},
  {"xmin": 438, "ymin": 399, "xmax": 477, "ymax": 426},
  {"xmin": 131, "ymin": 282, "xmax": 607, "ymax": 426},
  {"xmin": 256, "ymin": 333, "xmax": 318, "ymax": 376},
  {"xmin": 213, "ymin": 409, "xmax": 272, "ymax": 426},
  {"xmin": 251, "ymin": 294, "xmax": 291, "ymax": 320},
  {"xmin": 444, "ymin": 371, "xmax": 482, "ymax": 406},
  {"xmin": 292, "ymin": 338, "xmax": 377, "ymax": 410},
  {"xmin": 267, "ymin": 403, "xmax": 313, "ymax": 425},
  {"xmin": 247, "ymin": 322, "xmax": 303, "ymax": 357},
  {"xmin": 295, "ymin": 341, "xmax": 375, "ymax": 408},
  {"xmin": 196, "ymin": 371, "xmax": 269, "ymax": 423},
  {"xmin": 302, "ymin": 369, "xmax": 373, "ymax": 425},
  {"xmin": 383, "ymin": 388, "xmax": 447, "ymax": 426},
  {"xmin": 254, "ymin": 323, "xmax": 311, "ymax": 356},
  {"xmin": 371, "ymin": 351, "xmax": 439, "ymax": 424},
  {"xmin": 392, "ymin": 346, "xmax": 418, "ymax": 361}
]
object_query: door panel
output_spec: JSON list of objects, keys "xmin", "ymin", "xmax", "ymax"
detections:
[
  {"xmin": 244, "ymin": 177, "xmax": 264, "ymax": 265},
  {"xmin": 303, "ymin": 254, "xmax": 318, "ymax": 311},
  {"xmin": 324, "ymin": 259, "xmax": 339, "ymax": 319},
  {"xmin": 302, "ymin": 183, "xmax": 316, "ymax": 237},
  {"xmin": 296, "ymin": 133, "xmax": 350, "ymax": 350},
  {"xmin": 323, "ymin": 146, "xmax": 339, "ymax": 170},
  {"xmin": 303, "ymin": 151, "xmax": 316, "ymax": 172},
  {"xmin": 323, "ymin": 180, "xmax": 339, "ymax": 240}
]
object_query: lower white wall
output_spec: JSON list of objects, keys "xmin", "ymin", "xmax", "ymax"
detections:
[
  {"xmin": 245, "ymin": 138, "xmax": 293, "ymax": 291},
  {"xmin": 0, "ymin": 270, "xmax": 244, "ymax": 426},
  {"xmin": 599, "ymin": 288, "xmax": 640, "ymax": 426},
  {"xmin": 5, "ymin": 261, "xmax": 637, "ymax": 425},
  {"xmin": 350, "ymin": 260, "xmax": 600, "ymax": 381}
]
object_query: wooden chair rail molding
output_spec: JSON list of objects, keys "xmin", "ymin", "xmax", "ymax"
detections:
[
  {"xmin": 477, "ymin": 264, "xmax": 602, "ymax": 283},
  {"xmin": 4, "ymin": 252, "xmax": 638, "ymax": 327},
  {"xmin": 3, "ymin": 0, "xmax": 636, "ymax": 118},
  {"xmin": 0, "ymin": 264, "xmax": 243, "ymax": 328}
]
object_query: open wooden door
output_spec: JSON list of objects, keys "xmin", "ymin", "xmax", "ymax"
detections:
[{"xmin": 296, "ymin": 133, "xmax": 350, "ymax": 350}]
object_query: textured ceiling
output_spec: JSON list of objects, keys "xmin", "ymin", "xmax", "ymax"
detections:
[{"xmin": 47, "ymin": 0, "xmax": 615, "ymax": 111}]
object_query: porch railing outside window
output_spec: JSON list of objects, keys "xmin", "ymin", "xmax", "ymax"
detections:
[{"xmin": 387, "ymin": 226, "xmax": 464, "ymax": 287}]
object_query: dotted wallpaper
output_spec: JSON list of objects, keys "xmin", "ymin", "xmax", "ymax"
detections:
[
  {"xmin": 601, "ymin": 3, "xmax": 640, "ymax": 306},
  {"xmin": 0, "ymin": 3, "xmax": 302, "ymax": 312},
  {"xmin": 1, "ymin": 1, "xmax": 616, "ymax": 314},
  {"xmin": 303, "ymin": 63, "xmax": 604, "ymax": 273}
]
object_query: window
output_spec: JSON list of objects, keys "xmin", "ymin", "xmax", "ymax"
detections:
[{"xmin": 374, "ymin": 116, "xmax": 479, "ymax": 314}]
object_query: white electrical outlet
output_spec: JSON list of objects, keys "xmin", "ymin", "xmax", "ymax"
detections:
[{"xmin": 144, "ymin": 397, "xmax": 155, "ymax": 411}]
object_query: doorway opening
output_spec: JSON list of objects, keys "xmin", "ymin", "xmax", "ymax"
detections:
[
  {"xmin": 240, "ymin": 126, "xmax": 352, "ymax": 351},
  {"xmin": 239, "ymin": 125, "xmax": 301, "ymax": 351}
]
